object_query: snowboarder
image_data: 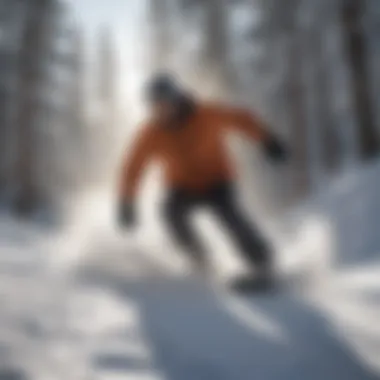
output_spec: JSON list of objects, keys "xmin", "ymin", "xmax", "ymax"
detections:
[{"xmin": 118, "ymin": 74, "xmax": 288, "ymax": 287}]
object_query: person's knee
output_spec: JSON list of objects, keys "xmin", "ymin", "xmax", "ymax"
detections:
[{"xmin": 162, "ymin": 199, "xmax": 198, "ymax": 249}]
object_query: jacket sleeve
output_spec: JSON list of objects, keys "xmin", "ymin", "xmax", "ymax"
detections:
[
  {"xmin": 213, "ymin": 104, "xmax": 272, "ymax": 143},
  {"xmin": 213, "ymin": 104, "xmax": 289, "ymax": 162},
  {"xmin": 119, "ymin": 126, "xmax": 155, "ymax": 201}
]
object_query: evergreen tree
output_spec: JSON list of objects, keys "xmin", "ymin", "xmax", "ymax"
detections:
[{"xmin": 12, "ymin": 0, "xmax": 52, "ymax": 215}]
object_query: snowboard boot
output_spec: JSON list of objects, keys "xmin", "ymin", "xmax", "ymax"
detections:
[{"xmin": 231, "ymin": 262, "xmax": 276, "ymax": 293}]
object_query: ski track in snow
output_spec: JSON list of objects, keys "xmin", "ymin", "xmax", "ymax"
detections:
[{"xmin": 2, "ymin": 162, "xmax": 380, "ymax": 379}]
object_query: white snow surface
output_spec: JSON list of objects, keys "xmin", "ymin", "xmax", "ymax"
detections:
[{"xmin": 1, "ymin": 162, "xmax": 380, "ymax": 379}]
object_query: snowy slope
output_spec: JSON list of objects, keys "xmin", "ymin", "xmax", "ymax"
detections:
[
  {"xmin": 1, "ymin": 161, "xmax": 380, "ymax": 379},
  {"xmin": 74, "ymin": 158, "xmax": 380, "ymax": 379},
  {"xmin": 0, "ymin": 215, "xmax": 57, "ymax": 378}
]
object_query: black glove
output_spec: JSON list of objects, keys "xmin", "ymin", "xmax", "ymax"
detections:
[
  {"xmin": 118, "ymin": 201, "xmax": 136, "ymax": 229},
  {"xmin": 263, "ymin": 135, "xmax": 289, "ymax": 163}
]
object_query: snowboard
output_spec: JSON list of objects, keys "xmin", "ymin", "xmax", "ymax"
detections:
[
  {"xmin": 222, "ymin": 269, "xmax": 310, "ymax": 296},
  {"xmin": 228, "ymin": 275, "xmax": 275, "ymax": 294}
]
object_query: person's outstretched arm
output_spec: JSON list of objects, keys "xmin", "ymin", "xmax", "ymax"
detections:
[
  {"xmin": 213, "ymin": 104, "xmax": 289, "ymax": 162},
  {"xmin": 118, "ymin": 126, "xmax": 155, "ymax": 228}
]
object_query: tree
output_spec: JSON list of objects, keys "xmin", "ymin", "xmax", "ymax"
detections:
[
  {"xmin": 309, "ymin": 0, "xmax": 340, "ymax": 175},
  {"xmin": 12, "ymin": 0, "xmax": 53, "ymax": 215},
  {"xmin": 342, "ymin": 0, "xmax": 379, "ymax": 159},
  {"xmin": 149, "ymin": 0, "xmax": 174, "ymax": 70},
  {"xmin": 276, "ymin": 0, "xmax": 311, "ymax": 201},
  {"xmin": 97, "ymin": 26, "xmax": 116, "ymax": 109},
  {"xmin": 202, "ymin": 0, "xmax": 232, "ymax": 96},
  {"xmin": 63, "ymin": 25, "xmax": 87, "ymax": 188},
  {"xmin": 70, "ymin": 26, "xmax": 86, "ymax": 131},
  {"xmin": 93, "ymin": 25, "xmax": 119, "ymax": 183}
]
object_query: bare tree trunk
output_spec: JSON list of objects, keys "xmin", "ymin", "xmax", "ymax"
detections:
[
  {"xmin": 315, "ymin": 37, "xmax": 340, "ymax": 174},
  {"xmin": 306, "ymin": 1, "xmax": 340, "ymax": 179},
  {"xmin": 12, "ymin": 0, "xmax": 51, "ymax": 216},
  {"xmin": 0, "ymin": 1, "xmax": 25, "ymax": 192},
  {"xmin": 149, "ymin": 0, "xmax": 173, "ymax": 70},
  {"xmin": 280, "ymin": 0, "xmax": 311, "ymax": 201},
  {"xmin": 71, "ymin": 26, "xmax": 85, "ymax": 131},
  {"xmin": 202, "ymin": 0, "xmax": 233, "ymax": 98},
  {"xmin": 96, "ymin": 26, "xmax": 119, "ymax": 182},
  {"xmin": 98, "ymin": 27, "xmax": 116, "ymax": 109},
  {"xmin": 341, "ymin": 0, "xmax": 379, "ymax": 159}
]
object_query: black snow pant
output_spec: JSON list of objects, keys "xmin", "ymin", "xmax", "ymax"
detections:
[{"xmin": 162, "ymin": 182, "xmax": 272, "ymax": 272}]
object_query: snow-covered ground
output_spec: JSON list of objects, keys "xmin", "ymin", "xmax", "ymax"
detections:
[{"xmin": 1, "ymin": 162, "xmax": 380, "ymax": 379}]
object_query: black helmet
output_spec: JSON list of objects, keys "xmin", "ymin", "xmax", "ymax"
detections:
[{"xmin": 145, "ymin": 73, "xmax": 181, "ymax": 103}]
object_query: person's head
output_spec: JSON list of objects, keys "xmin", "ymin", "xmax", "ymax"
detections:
[{"xmin": 145, "ymin": 73, "xmax": 194, "ymax": 127}]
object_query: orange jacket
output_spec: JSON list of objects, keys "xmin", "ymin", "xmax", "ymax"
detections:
[{"xmin": 120, "ymin": 103, "xmax": 270, "ymax": 200}]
